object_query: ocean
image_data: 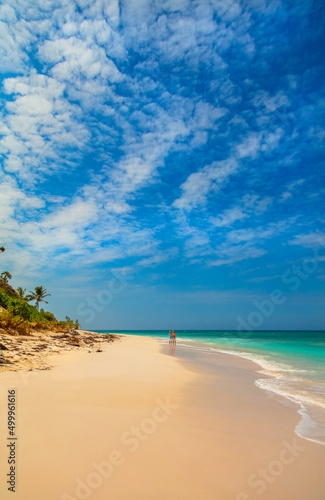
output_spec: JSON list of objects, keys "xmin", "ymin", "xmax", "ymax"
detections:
[{"xmin": 95, "ymin": 330, "xmax": 325, "ymax": 445}]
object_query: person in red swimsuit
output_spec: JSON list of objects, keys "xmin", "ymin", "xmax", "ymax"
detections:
[{"xmin": 171, "ymin": 330, "xmax": 176, "ymax": 345}]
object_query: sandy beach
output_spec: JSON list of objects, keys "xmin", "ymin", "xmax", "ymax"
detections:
[{"xmin": 0, "ymin": 334, "xmax": 324, "ymax": 500}]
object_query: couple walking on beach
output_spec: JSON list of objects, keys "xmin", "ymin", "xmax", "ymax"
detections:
[{"xmin": 169, "ymin": 330, "xmax": 176, "ymax": 345}]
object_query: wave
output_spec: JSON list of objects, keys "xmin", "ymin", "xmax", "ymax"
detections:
[
  {"xmin": 255, "ymin": 378, "xmax": 325, "ymax": 410},
  {"xmin": 173, "ymin": 339, "xmax": 325, "ymax": 445}
]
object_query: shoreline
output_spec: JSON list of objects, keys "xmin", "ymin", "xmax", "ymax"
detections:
[
  {"xmin": 1, "ymin": 328, "xmax": 324, "ymax": 445},
  {"xmin": 0, "ymin": 334, "xmax": 324, "ymax": 499},
  {"xmin": 159, "ymin": 339, "xmax": 325, "ymax": 498},
  {"xmin": 165, "ymin": 337, "xmax": 325, "ymax": 447}
]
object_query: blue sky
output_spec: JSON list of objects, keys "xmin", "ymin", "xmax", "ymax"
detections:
[{"xmin": 0, "ymin": 0, "xmax": 324, "ymax": 330}]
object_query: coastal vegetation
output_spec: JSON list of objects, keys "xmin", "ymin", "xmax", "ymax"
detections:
[{"xmin": 0, "ymin": 247, "xmax": 79, "ymax": 335}]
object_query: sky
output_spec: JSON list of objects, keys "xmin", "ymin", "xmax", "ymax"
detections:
[{"xmin": 0, "ymin": 0, "xmax": 324, "ymax": 331}]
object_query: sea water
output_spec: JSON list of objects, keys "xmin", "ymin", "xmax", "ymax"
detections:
[{"xmin": 95, "ymin": 330, "xmax": 325, "ymax": 445}]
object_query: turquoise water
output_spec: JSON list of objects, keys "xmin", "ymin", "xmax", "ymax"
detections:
[{"xmin": 95, "ymin": 330, "xmax": 325, "ymax": 445}]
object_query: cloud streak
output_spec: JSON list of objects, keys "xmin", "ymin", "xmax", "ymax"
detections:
[{"xmin": 0, "ymin": 0, "xmax": 323, "ymax": 292}]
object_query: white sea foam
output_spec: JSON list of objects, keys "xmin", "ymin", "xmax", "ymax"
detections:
[
  {"xmin": 176, "ymin": 340, "xmax": 325, "ymax": 445},
  {"xmin": 295, "ymin": 406, "xmax": 325, "ymax": 445},
  {"xmin": 255, "ymin": 378, "xmax": 325, "ymax": 410}
]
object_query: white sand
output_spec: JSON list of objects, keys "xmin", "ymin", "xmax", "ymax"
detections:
[{"xmin": 0, "ymin": 335, "xmax": 324, "ymax": 500}]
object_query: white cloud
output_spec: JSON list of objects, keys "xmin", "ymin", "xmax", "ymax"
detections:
[
  {"xmin": 173, "ymin": 159, "xmax": 238, "ymax": 211},
  {"xmin": 207, "ymin": 217, "xmax": 292, "ymax": 267},
  {"xmin": 98, "ymin": 102, "xmax": 191, "ymax": 198},
  {"xmin": 137, "ymin": 248, "xmax": 179, "ymax": 268},
  {"xmin": 190, "ymin": 101, "xmax": 228, "ymax": 131},
  {"xmin": 210, "ymin": 206, "xmax": 247, "ymax": 227},
  {"xmin": 252, "ymin": 90, "xmax": 290, "ymax": 113},
  {"xmin": 210, "ymin": 194, "xmax": 272, "ymax": 227},
  {"xmin": 0, "ymin": 19, "xmax": 33, "ymax": 73},
  {"xmin": 43, "ymin": 199, "xmax": 98, "ymax": 231},
  {"xmin": 39, "ymin": 36, "xmax": 123, "ymax": 83},
  {"xmin": 0, "ymin": 0, "xmax": 320, "ymax": 280},
  {"xmin": 227, "ymin": 220, "xmax": 293, "ymax": 244},
  {"xmin": 0, "ymin": 176, "xmax": 44, "ymax": 224},
  {"xmin": 173, "ymin": 129, "xmax": 269, "ymax": 212},
  {"xmin": 236, "ymin": 132, "xmax": 261, "ymax": 158},
  {"xmin": 4, "ymin": 73, "xmax": 65, "ymax": 98},
  {"xmin": 182, "ymin": 218, "xmax": 295, "ymax": 266},
  {"xmin": 209, "ymin": 244, "xmax": 266, "ymax": 266},
  {"xmin": 0, "ymin": 5, "xmax": 17, "ymax": 23},
  {"xmin": 289, "ymin": 232, "xmax": 325, "ymax": 249},
  {"xmin": 0, "ymin": 72, "xmax": 90, "ymax": 180},
  {"xmin": 279, "ymin": 178, "xmax": 305, "ymax": 202},
  {"xmin": 7, "ymin": 95, "xmax": 53, "ymax": 115}
]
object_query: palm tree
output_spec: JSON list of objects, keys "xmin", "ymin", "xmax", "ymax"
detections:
[
  {"xmin": 0, "ymin": 271, "xmax": 17, "ymax": 296},
  {"xmin": 28, "ymin": 286, "xmax": 51, "ymax": 311},
  {"xmin": 16, "ymin": 287, "xmax": 32, "ymax": 302},
  {"xmin": 0, "ymin": 271, "xmax": 12, "ymax": 284}
]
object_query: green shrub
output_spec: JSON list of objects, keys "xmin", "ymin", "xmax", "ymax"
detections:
[
  {"xmin": 39, "ymin": 309, "xmax": 57, "ymax": 322},
  {"xmin": 0, "ymin": 291, "xmax": 41, "ymax": 322},
  {"xmin": 0, "ymin": 290, "xmax": 76, "ymax": 333},
  {"xmin": 0, "ymin": 309, "xmax": 31, "ymax": 335}
]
